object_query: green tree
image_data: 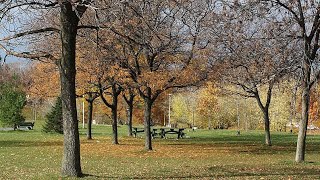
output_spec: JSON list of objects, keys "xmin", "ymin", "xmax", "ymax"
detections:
[
  {"xmin": 43, "ymin": 97, "xmax": 63, "ymax": 134},
  {"xmin": 171, "ymin": 94, "xmax": 190, "ymax": 126},
  {"xmin": 0, "ymin": 80, "xmax": 26, "ymax": 128}
]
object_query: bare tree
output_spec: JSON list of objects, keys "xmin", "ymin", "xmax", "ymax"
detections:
[
  {"xmin": 0, "ymin": 0, "xmax": 97, "ymax": 176},
  {"xmin": 209, "ymin": 1, "xmax": 299, "ymax": 146},
  {"xmin": 257, "ymin": 0, "xmax": 320, "ymax": 163},
  {"xmin": 220, "ymin": 39, "xmax": 298, "ymax": 145}
]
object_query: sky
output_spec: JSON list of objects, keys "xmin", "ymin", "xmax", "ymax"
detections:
[{"xmin": 1, "ymin": 50, "xmax": 32, "ymax": 68}]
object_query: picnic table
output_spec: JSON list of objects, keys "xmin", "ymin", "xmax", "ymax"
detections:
[
  {"xmin": 159, "ymin": 128, "xmax": 185, "ymax": 139},
  {"xmin": 132, "ymin": 127, "xmax": 186, "ymax": 139},
  {"xmin": 132, "ymin": 127, "xmax": 160, "ymax": 138},
  {"xmin": 132, "ymin": 127, "xmax": 144, "ymax": 137}
]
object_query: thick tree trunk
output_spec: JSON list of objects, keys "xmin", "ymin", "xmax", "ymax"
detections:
[
  {"xmin": 87, "ymin": 99, "xmax": 93, "ymax": 140},
  {"xmin": 295, "ymin": 68, "xmax": 311, "ymax": 162},
  {"xmin": 59, "ymin": 2, "xmax": 82, "ymax": 177},
  {"xmin": 127, "ymin": 104, "xmax": 133, "ymax": 136},
  {"xmin": 144, "ymin": 88, "xmax": 153, "ymax": 151},
  {"xmin": 263, "ymin": 111, "xmax": 272, "ymax": 146}
]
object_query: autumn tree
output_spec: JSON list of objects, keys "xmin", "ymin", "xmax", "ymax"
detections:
[
  {"xmin": 171, "ymin": 93, "xmax": 191, "ymax": 126},
  {"xmin": 256, "ymin": 0, "xmax": 320, "ymax": 163},
  {"xmin": 265, "ymin": 85, "xmax": 291, "ymax": 131},
  {"xmin": 91, "ymin": 28, "xmax": 130, "ymax": 144},
  {"xmin": 214, "ymin": 2, "xmax": 299, "ymax": 146},
  {"xmin": 214, "ymin": 94, "xmax": 239, "ymax": 130},
  {"xmin": 101, "ymin": 0, "xmax": 212, "ymax": 150},
  {"xmin": 0, "ymin": 0, "xmax": 98, "ymax": 176},
  {"xmin": 28, "ymin": 62, "xmax": 60, "ymax": 99},
  {"xmin": 98, "ymin": 66, "xmax": 124, "ymax": 144},
  {"xmin": 197, "ymin": 82, "xmax": 218, "ymax": 129},
  {"xmin": 75, "ymin": 30, "xmax": 104, "ymax": 140},
  {"xmin": 220, "ymin": 42, "xmax": 296, "ymax": 145},
  {"xmin": 309, "ymin": 84, "xmax": 320, "ymax": 128}
]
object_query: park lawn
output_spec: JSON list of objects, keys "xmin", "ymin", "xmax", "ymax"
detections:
[{"xmin": 0, "ymin": 124, "xmax": 319, "ymax": 179}]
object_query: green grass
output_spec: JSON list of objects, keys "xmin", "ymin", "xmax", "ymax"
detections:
[{"xmin": 0, "ymin": 124, "xmax": 319, "ymax": 179}]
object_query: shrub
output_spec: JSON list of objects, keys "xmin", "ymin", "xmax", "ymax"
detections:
[{"xmin": 43, "ymin": 97, "xmax": 63, "ymax": 134}]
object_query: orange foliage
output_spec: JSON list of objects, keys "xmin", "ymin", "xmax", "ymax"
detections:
[{"xmin": 28, "ymin": 62, "xmax": 60, "ymax": 99}]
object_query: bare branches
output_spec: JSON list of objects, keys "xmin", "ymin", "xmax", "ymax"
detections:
[
  {"xmin": 0, "ymin": 1, "xmax": 59, "ymax": 20},
  {"xmin": 308, "ymin": 7, "xmax": 320, "ymax": 41}
]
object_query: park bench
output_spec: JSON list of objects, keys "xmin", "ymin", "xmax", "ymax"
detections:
[
  {"xmin": 17, "ymin": 122, "xmax": 35, "ymax": 130},
  {"xmin": 160, "ymin": 128, "xmax": 185, "ymax": 139}
]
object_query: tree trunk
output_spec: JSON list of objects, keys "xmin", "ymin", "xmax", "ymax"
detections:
[
  {"xmin": 59, "ymin": 2, "xmax": 82, "ymax": 177},
  {"xmin": 123, "ymin": 91, "xmax": 135, "ymax": 137},
  {"xmin": 263, "ymin": 111, "xmax": 272, "ymax": 146},
  {"xmin": 112, "ymin": 87, "xmax": 119, "ymax": 145},
  {"xmin": 144, "ymin": 88, "xmax": 153, "ymax": 151},
  {"xmin": 254, "ymin": 85, "xmax": 273, "ymax": 146},
  {"xmin": 87, "ymin": 98, "xmax": 93, "ymax": 140},
  {"xmin": 127, "ymin": 103, "xmax": 133, "ymax": 136},
  {"xmin": 295, "ymin": 68, "xmax": 311, "ymax": 162},
  {"xmin": 111, "ymin": 106, "xmax": 119, "ymax": 144}
]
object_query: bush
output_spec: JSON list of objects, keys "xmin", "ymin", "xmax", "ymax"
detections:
[{"xmin": 43, "ymin": 97, "xmax": 63, "ymax": 134}]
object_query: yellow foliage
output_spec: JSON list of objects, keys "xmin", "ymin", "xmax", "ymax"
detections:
[{"xmin": 197, "ymin": 82, "xmax": 218, "ymax": 116}]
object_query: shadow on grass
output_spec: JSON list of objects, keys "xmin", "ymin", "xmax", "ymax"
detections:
[
  {"xmin": 81, "ymin": 173, "xmax": 103, "ymax": 178},
  {"xmin": 162, "ymin": 134, "xmax": 320, "ymax": 154},
  {"xmin": 82, "ymin": 167, "xmax": 320, "ymax": 179},
  {"xmin": 0, "ymin": 140, "xmax": 62, "ymax": 147},
  {"xmin": 208, "ymin": 165, "xmax": 320, "ymax": 178}
]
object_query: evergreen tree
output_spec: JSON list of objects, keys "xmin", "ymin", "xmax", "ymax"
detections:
[
  {"xmin": 43, "ymin": 97, "xmax": 63, "ymax": 134},
  {"xmin": 0, "ymin": 77, "xmax": 26, "ymax": 128}
]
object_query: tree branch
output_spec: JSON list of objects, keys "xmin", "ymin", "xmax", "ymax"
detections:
[
  {"xmin": 0, "ymin": 43, "xmax": 59, "ymax": 62},
  {"xmin": 98, "ymin": 82, "xmax": 113, "ymax": 108},
  {"xmin": 1, "ymin": 28, "xmax": 60, "ymax": 41},
  {"xmin": 0, "ymin": 1, "xmax": 58, "ymax": 20}
]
